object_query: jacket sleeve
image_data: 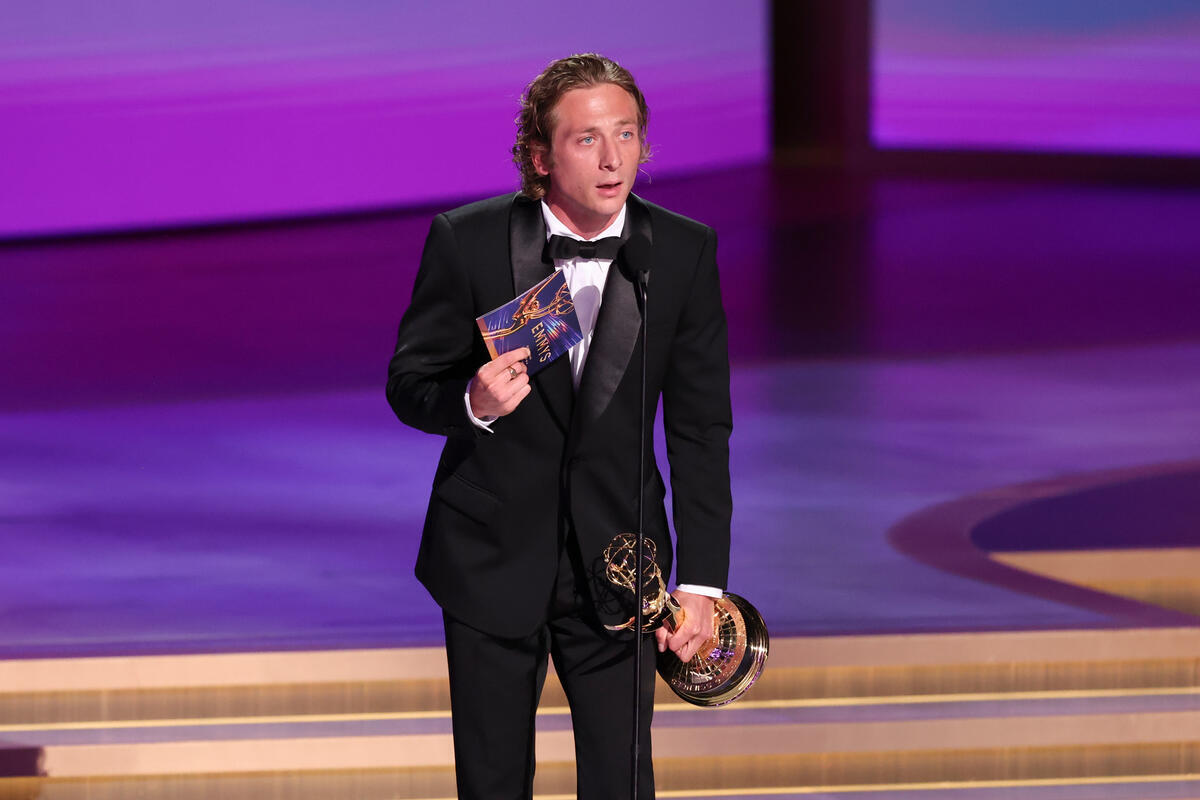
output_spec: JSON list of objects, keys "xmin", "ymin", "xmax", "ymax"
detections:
[
  {"xmin": 662, "ymin": 227, "xmax": 732, "ymax": 590},
  {"xmin": 386, "ymin": 213, "xmax": 484, "ymax": 438}
]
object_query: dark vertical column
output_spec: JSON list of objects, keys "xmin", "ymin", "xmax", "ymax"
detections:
[
  {"xmin": 766, "ymin": 0, "xmax": 874, "ymax": 355},
  {"xmin": 772, "ymin": 0, "xmax": 872, "ymax": 162}
]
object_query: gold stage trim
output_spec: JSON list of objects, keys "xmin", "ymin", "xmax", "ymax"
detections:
[
  {"xmin": 992, "ymin": 547, "xmax": 1200, "ymax": 618},
  {"xmin": 474, "ymin": 773, "xmax": 1200, "ymax": 799},
  {"xmin": 2, "ymin": 767, "xmax": 1198, "ymax": 799},
  {"xmin": 4, "ymin": 685, "xmax": 1200, "ymax": 734},
  {"xmin": 650, "ymin": 773, "xmax": 1200, "ymax": 797}
]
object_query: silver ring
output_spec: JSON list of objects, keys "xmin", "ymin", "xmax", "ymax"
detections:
[{"xmin": 507, "ymin": 366, "xmax": 517, "ymax": 379}]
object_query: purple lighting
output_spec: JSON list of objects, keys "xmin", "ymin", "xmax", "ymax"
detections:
[
  {"xmin": 0, "ymin": 1, "xmax": 767, "ymax": 238},
  {"xmin": 873, "ymin": 0, "xmax": 1200, "ymax": 155}
]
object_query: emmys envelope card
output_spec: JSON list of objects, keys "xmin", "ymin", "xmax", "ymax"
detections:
[{"xmin": 475, "ymin": 270, "xmax": 583, "ymax": 376}]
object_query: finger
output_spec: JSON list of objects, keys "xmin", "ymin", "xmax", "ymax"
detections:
[
  {"xmin": 667, "ymin": 626, "xmax": 696, "ymax": 653},
  {"xmin": 480, "ymin": 366, "xmax": 529, "ymax": 403},
  {"xmin": 497, "ymin": 382, "xmax": 532, "ymax": 414},
  {"xmin": 679, "ymin": 630, "xmax": 711, "ymax": 661},
  {"xmin": 488, "ymin": 365, "xmax": 526, "ymax": 390},
  {"xmin": 671, "ymin": 617, "xmax": 709, "ymax": 645},
  {"xmin": 495, "ymin": 374, "xmax": 530, "ymax": 403},
  {"xmin": 671, "ymin": 615, "xmax": 700, "ymax": 641},
  {"xmin": 483, "ymin": 352, "xmax": 531, "ymax": 387},
  {"xmin": 500, "ymin": 357, "xmax": 529, "ymax": 380},
  {"xmin": 655, "ymin": 628, "xmax": 669, "ymax": 652},
  {"xmin": 666, "ymin": 631, "xmax": 686, "ymax": 651},
  {"xmin": 484, "ymin": 347, "xmax": 531, "ymax": 377}
]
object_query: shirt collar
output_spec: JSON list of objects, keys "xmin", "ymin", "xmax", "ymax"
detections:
[{"xmin": 540, "ymin": 201, "xmax": 627, "ymax": 244}]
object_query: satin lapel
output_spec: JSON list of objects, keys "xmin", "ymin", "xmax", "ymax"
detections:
[
  {"xmin": 509, "ymin": 195, "xmax": 573, "ymax": 433},
  {"xmin": 570, "ymin": 195, "xmax": 653, "ymax": 449}
]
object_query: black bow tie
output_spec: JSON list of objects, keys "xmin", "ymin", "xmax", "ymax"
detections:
[{"xmin": 545, "ymin": 234, "xmax": 623, "ymax": 262}]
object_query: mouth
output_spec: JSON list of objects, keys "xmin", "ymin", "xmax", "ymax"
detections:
[{"xmin": 596, "ymin": 181, "xmax": 623, "ymax": 195}]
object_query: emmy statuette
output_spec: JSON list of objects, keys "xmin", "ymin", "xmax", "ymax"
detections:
[{"xmin": 603, "ymin": 533, "xmax": 769, "ymax": 707}]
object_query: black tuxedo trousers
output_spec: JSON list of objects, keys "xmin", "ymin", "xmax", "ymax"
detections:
[{"xmin": 443, "ymin": 537, "xmax": 657, "ymax": 799}]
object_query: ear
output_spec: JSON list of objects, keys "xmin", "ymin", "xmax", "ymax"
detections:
[{"xmin": 531, "ymin": 143, "xmax": 551, "ymax": 177}]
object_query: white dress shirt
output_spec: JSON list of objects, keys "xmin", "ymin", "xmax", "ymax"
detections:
[{"xmin": 540, "ymin": 200, "xmax": 623, "ymax": 388}]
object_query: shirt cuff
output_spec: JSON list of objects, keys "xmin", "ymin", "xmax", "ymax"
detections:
[
  {"xmin": 675, "ymin": 583, "xmax": 723, "ymax": 599},
  {"xmin": 463, "ymin": 381, "xmax": 497, "ymax": 433}
]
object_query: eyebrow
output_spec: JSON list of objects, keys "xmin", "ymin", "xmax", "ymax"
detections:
[{"xmin": 578, "ymin": 120, "xmax": 638, "ymax": 134}]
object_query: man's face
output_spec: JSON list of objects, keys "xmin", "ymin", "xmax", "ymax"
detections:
[{"xmin": 533, "ymin": 83, "xmax": 642, "ymax": 239}]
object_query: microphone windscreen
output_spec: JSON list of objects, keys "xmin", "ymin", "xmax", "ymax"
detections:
[{"xmin": 621, "ymin": 234, "xmax": 652, "ymax": 280}]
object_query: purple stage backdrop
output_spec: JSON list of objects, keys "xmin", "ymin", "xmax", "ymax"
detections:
[
  {"xmin": 0, "ymin": 2, "xmax": 767, "ymax": 238},
  {"xmin": 873, "ymin": 0, "xmax": 1200, "ymax": 155}
]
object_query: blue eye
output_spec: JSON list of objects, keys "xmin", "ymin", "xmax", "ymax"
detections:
[
  {"xmin": 620, "ymin": 131, "xmax": 634, "ymax": 140},
  {"xmin": 582, "ymin": 136, "xmax": 594, "ymax": 145}
]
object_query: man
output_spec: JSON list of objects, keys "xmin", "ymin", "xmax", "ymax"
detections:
[{"xmin": 386, "ymin": 54, "xmax": 732, "ymax": 799}]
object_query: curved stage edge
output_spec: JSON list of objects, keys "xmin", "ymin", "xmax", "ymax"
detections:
[{"xmin": 888, "ymin": 461, "xmax": 1200, "ymax": 628}]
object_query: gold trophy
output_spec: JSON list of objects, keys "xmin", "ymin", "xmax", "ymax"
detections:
[{"xmin": 603, "ymin": 533, "xmax": 769, "ymax": 707}]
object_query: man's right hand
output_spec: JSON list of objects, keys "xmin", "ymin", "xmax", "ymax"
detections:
[{"xmin": 468, "ymin": 348, "xmax": 533, "ymax": 420}]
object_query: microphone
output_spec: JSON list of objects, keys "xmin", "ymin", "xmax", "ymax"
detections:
[
  {"xmin": 621, "ymin": 231, "xmax": 653, "ymax": 800},
  {"xmin": 621, "ymin": 234, "xmax": 652, "ymax": 296}
]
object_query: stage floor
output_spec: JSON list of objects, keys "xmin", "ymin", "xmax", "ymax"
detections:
[
  {"xmin": 2, "ymin": 341, "xmax": 1199, "ymax": 657},
  {"xmin": 2, "ymin": 165, "xmax": 1199, "ymax": 657}
]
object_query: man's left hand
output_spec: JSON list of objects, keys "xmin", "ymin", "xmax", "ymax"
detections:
[{"xmin": 655, "ymin": 590, "xmax": 716, "ymax": 662}]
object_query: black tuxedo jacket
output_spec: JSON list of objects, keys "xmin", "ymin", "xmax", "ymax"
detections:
[{"xmin": 387, "ymin": 192, "xmax": 731, "ymax": 638}]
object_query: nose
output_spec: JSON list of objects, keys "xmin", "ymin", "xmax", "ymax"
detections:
[{"xmin": 600, "ymin": 137, "xmax": 621, "ymax": 171}]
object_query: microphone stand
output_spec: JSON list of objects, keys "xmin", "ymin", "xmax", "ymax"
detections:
[{"xmin": 631, "ymin": 266, "xmax": 650, "ymax": 800}]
